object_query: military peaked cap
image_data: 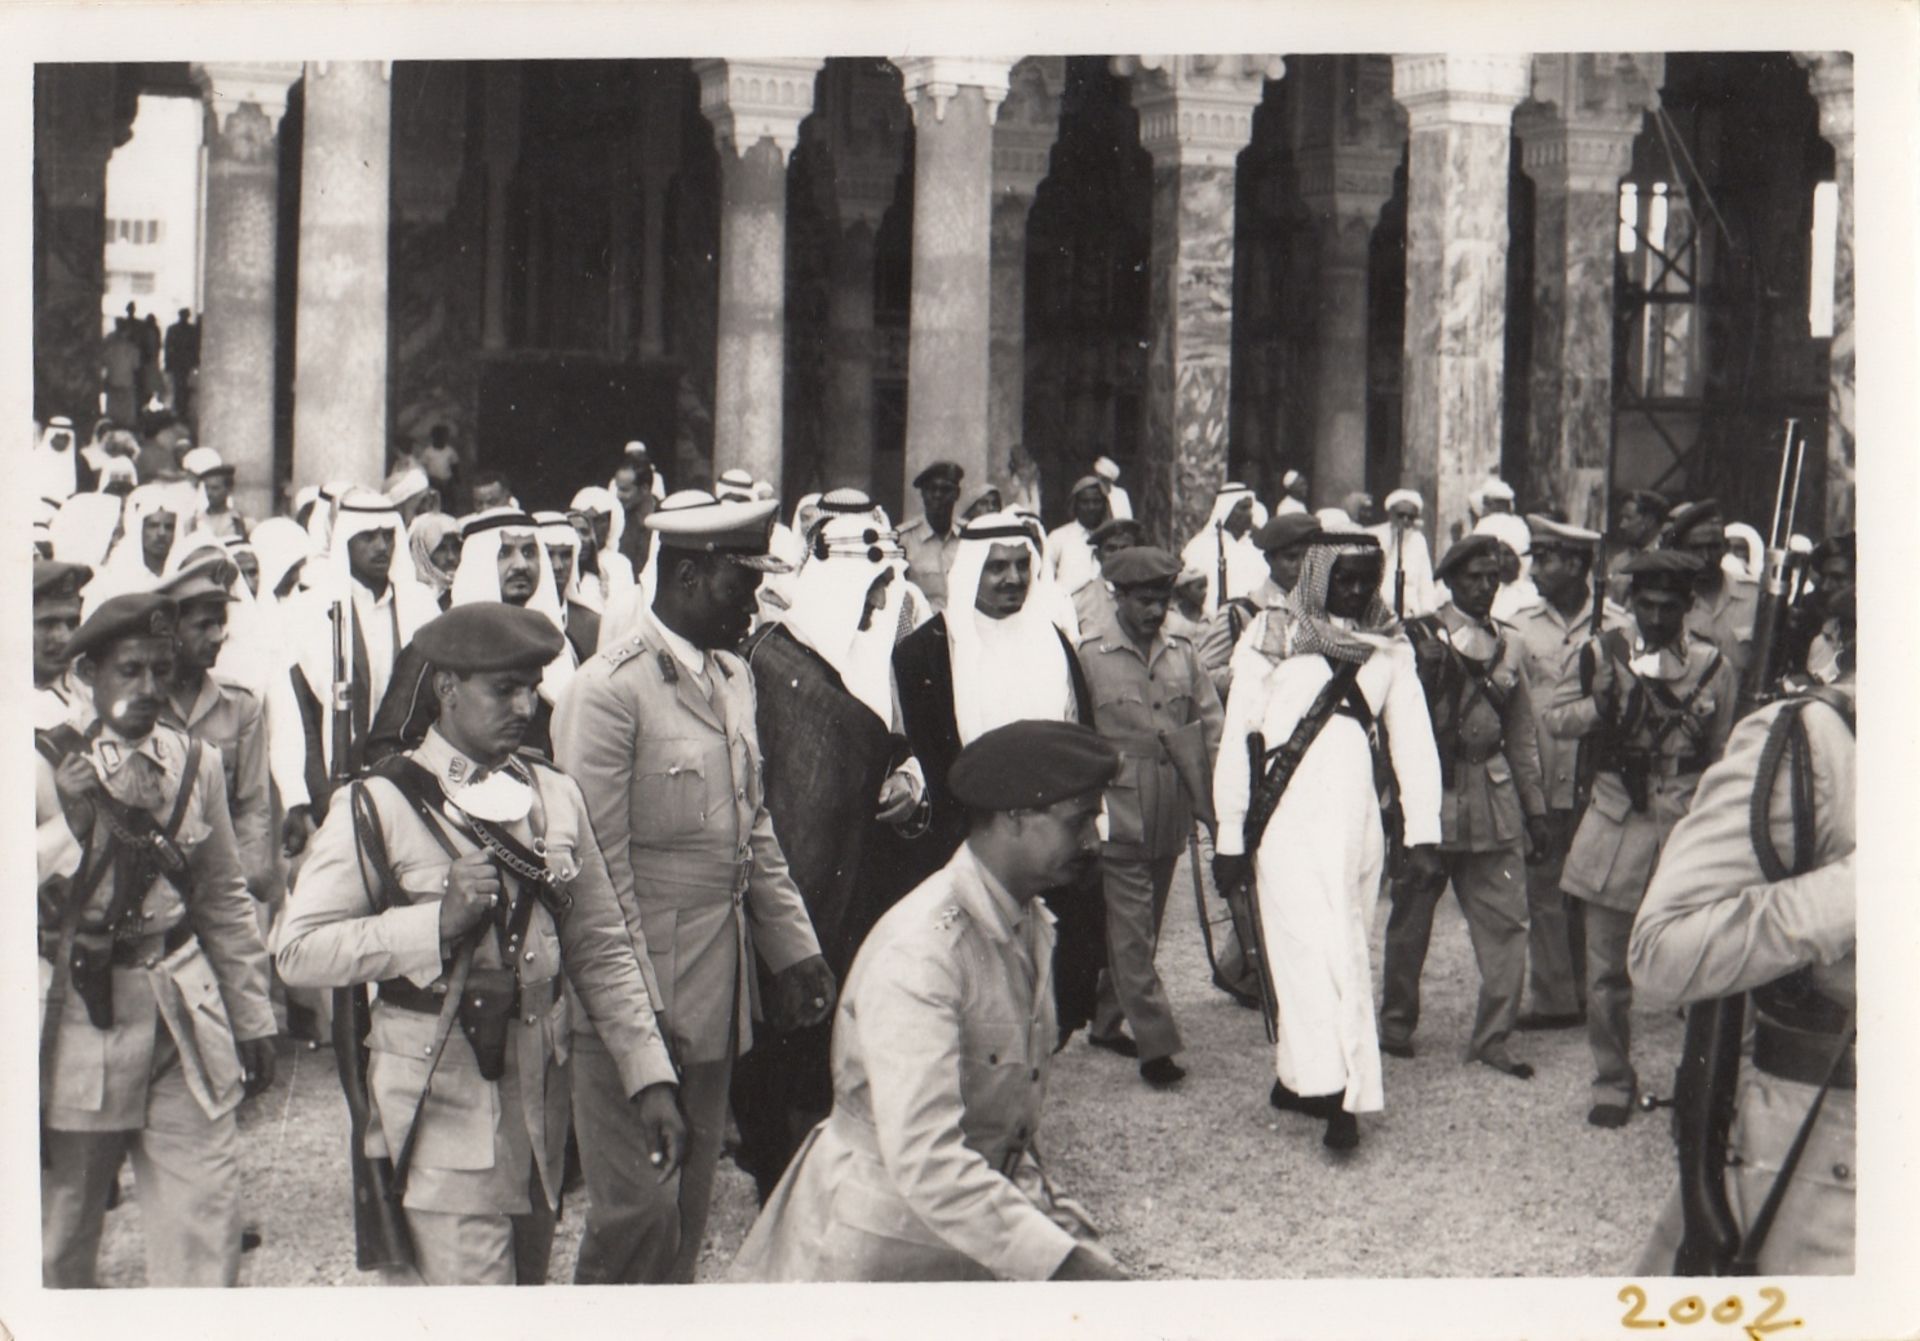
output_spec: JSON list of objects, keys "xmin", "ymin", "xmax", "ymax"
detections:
[{"xmin": 912, "ymin": 461, "xmax": 964, "ymax": 490}]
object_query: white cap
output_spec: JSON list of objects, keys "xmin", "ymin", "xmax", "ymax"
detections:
[
  {"xmin": 1093, "ymin": 456, "xmax": 1121, "ymax": 482},
  {"xmin": 182, "ymin": 446, "xmax": 230, "ymax": 477}
]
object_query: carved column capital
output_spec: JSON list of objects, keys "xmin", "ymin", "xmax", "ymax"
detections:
[
  {"xmin": 1515, "ymin": 53, "xmax": 1662, "ymax": 195},
  {"xmin": 1111, "ymin": 53, "xmax": 1283, "ymax": 168},
  {"xmin": 694, "ymin": 57, "xmax": 825, "ymax": 162},
  {"xmin": 1793, "ymin": 51, "xmax": 1854, "ymax": 151},
  {"xmin": 1296, "ymin": 143, "xmax": 1401, "ymax": 224},
  {"xmin": 895, "ymin": 56, "xmax": 1014, "ymax": 128},
  {"xmin": 993, "ymin": 56, "xmax": 1065, "ymax": 203},
  {"xmin": 1392, "ymin": 53, "xmax": 1532, "ymax": 130},
  {"xmin": 193, "ymin": 61, "xmax": 303, "ymax": 138}
]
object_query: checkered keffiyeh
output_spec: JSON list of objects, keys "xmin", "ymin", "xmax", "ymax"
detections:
[{"xmin": 1285, "ymin": 533, "xmax": 1398, "ymax": 665}]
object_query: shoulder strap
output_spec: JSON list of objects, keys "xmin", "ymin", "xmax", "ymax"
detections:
[
  {"xmin": 1800, "ymin": 684, "xmax": 1857, "ymax": 735},
  {"xmin": 161, "ymin": 737, "xmax": 203, "ymax": 842},
  {"xmin": 388, "ymin": 924, "xmax": 485, "ymax": 1199},
  {"xmin": 1244, "ymin": 659, "xmax": 1363, "ymax": 853},
  {"xmin": 370, "ymin": 756, "xmax": 463, "ymax": 860}
]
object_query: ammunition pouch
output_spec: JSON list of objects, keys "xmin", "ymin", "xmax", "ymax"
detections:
[
  {"xmin": 1753, "ymin": 1012, "xmax": 1855, "ymax": 1091},
  {"xmin": 454, "ymin": 968, "xmax": 519, "ymax": 1082}
]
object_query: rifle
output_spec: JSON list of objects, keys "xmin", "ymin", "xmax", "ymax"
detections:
[
  {"xmin": 1217, "ymin": 731, "xmax": 1281, "ymax": 1044},
  {"xmin": 1392, "ymin": 527, "xmax": 1406, "ymax": 620},
  {"xmin": 1664, "ymin": 417, "xmax": 1803, "ymax": 1277},
  {"xmin": 323, "ymin": 597, "xmax": 414, "ymax": 1271},
  {"xmin": 1215, "ymin": 522, "xmax": 1229, "ymax": 615}
]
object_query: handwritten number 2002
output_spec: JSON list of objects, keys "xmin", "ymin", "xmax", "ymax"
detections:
[{"xmin": 1619, "ymin": 1285, "xmax": 1802, "ymax": 1339}]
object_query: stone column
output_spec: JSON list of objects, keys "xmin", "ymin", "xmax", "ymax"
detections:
[
  {"xmin": 292, "ymin": 61, "xmax": 392, "ymax": 491},
  {"xmin": 1292, "ymin": 55, "xmax": 1405, "ymax": 508},
  {"xmin": 894, "ymin": 58, "xmax": 1013, "ymax": 494},
  {"xmin": 1112, "ymin": 54, "xmax": 1283, "ymax": 544},
  {"xmin": 694, "ymin": 58, "xmax": 823, "ymax": 487},
  {"xmin": 636, "ymin": 68, "xmax": 683, "ymax": 360},
  {"xmin": 33, "ymin": 65, "xmax": 130, "ymax": 426},
  {"xmin": 193, "ymin": 62, "xmax": 301, "ymax": 522},
  {"xmin": 1795, "ymin": 51, "xmax": 1854, "ymax": 533},
  {"xmin": 989, "ymin": 58, "xmax": 1066, "ymax": 495},
  {"xmin": 480, "ymin": 64, "xmax": 521, "ymax": 354},
  {"xmin": 1515, "ymin": 54, "xmax": 1662, "ymax": 530},
  {"xmin": 1392, "ymin": 54, "xmax": 1532, "ymax": 543}
]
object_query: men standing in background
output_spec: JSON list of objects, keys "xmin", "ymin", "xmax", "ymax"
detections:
[
  {"xmin": 899, "ymin": 461, "xmax": 965, "ymax": 611},
  {"xmin": 1370, "ymin": 489, "xmax": 1437, "ymax": 619},
  {"xmin": 164, "ymin": 308, "xmax": 199, "ymax": 420},
  {"xmin": 1049, "ymin": 475, "xmax": 1112, "ymax": 597},
  {"xmin": 1663, "ymin": 499, "xmax": 1760, "ymax": 682},
  {"xmin": 1605, "ymin": 490, "xmax": 1670, "ymax": 606}
]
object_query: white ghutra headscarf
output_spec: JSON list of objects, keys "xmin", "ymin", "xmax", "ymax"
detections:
[
  {"xmin": 449, "ymin": 508, "xmax": 576, "ymax": 703},
  {"xmin": 780, "ymin": 515, "xmax": 908, "ymax": 726},
  {"xmin": 945, "ymin": 511, "xmax": 1076, "ymax": 745}
]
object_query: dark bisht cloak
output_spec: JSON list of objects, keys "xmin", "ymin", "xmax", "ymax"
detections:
[{"xmin": 730, "ymin": 622, "xmax": 908, "ymax": 1200}]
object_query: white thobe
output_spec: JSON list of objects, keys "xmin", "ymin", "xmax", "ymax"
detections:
[{"xmin": 1213, "ymin": 639, "xmax": 1441, "ymax": 1113}]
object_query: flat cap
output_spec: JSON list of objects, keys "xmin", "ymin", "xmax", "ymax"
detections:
[
  {"xmin": 1663, "ymin": 499, "xmax": 1724, "ymax": 545},
  {"xmin": 913, "ymin": 461, "xmax": 964, "ymax": 490},
  {"xmin": 644, "ymin": 489, "xmax": 792, "ymax": 572},
  {"xmin": 1526, "ymin": 513, "xmax": 1602, "ymax": 549},
  {"xmin": 1434, "ymin": 532, "xmax": 1507, "ymax": 580},
  {"xmin": 1088, "ymin": 516, "xmax": 1146, "ymax": 545},
  {"xmin": 949, "ymin": 720, "xmax": 1120, "ymax": 812},
  {"xmin": 1102, "ymin": 545, "xmax": 1179, "ymax": 588},
  {"xmin": 156, "ymin": 553, "xmax": 239, "ymax": 606},
  {"xmin": 1252, "ymin": 512, "xmax": 1322, "ymax": 553},
  {"xmin": 68, "ymin": 593, "xmax": 179, "ymax": 662},
  {"xmin": 414, "ymin": 603, "xmax": 566, "ymax": 674},
  {"xmin": 1620, "ymin": 549, "xmax": 1703, "ymax": 590},
  {"xmin": 34, "ymin": 558, "xmax": 92, "ymax": 602}
]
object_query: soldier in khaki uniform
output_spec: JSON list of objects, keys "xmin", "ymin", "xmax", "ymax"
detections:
[
  {"xmin": 1505, "ymin": 516, "xmax": 1629, "ymax": 1029},
  {"xmin": 34, "ymin": 558, "xmax": 91, "ymax": 731},
  {"xmin": 552, "ymin": 490, "xmax": 836, "ymax": 1283},
  {"xmin": 1067, "ymin": 516, "xmax": 1144, "ymax": 637},
  {"xmin": 157, "ymin": 555, "xmax": 277, "ymax": 902},
  {"xmin": 1664, "ymin": 499, "xmax": 1759, "ymax": 681},
  {"xmin": 732, "ymin": 721, "xmax": 1128, "ymax": 1282},
  {"xmin": 1075, "ymin": 547, "xmax": 1223, "ymax": 1086},
  {"xmin": 277, "ymin": 604, "xmax": 683, "ymax": 1285},
  {"xmin": 898, "ymin": 460, "xmax": 965, "ymax": 611},
  {"xmin": 1381, "ymin": 534, "xmax": 1551, "ymax": 1078},
  {"xmin": 1545, "ymin": 550, "xmax": 1738, "ymax": 1126},
  {"xmin": 38, "ymin": 593, "xmax": 278, "ymax": 1287}
]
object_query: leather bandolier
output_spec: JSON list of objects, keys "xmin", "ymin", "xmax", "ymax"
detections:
[
  {"xmin": 1578, "ymin": 629, "xmax": 1723, "ymax": 814},
  {"xmin": 330, "ymin": 751, "xmax": 574, "ymax": 1271},
  {"xmin": 1406, "ymin": 615, "xmax": 1509, "ymax": 794}
]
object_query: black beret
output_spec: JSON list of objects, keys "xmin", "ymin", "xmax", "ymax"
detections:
[
  {"xmin": 1088, "ymin": 516, "xmax": 1146, "ymax": 546},
  {"xmin": 948, "ymin": 720, "xmax": 1120, "ymax": 812},
  {"xmin": 1621, "ymin": 548, "xmax": 1703, "ymax": 592},
  {"xmin": 1434, "ymin": 533, "xmax": 1505, "ymax": 580},
  {"xmin": 415, "ymin": 603, "xmax": 566, "ymax": 674},
  {"xmin": 1252, "ymin": 512, "xmax": 1321, "ymax": 553},
  {"xmin": 67, "ymin": 593, "xmax": 179, "ymax": 662},
  {"xmin": 912, "ymin": 461, "xmax": 964, "ymax": 489},
  {"xmin": 1663, "ymin": 499, "xmax": 1724, "ymax": 547},
  {"xmin": 1102, "ymin": 545, "xmax": 1179, "ymax": 589},
  {"xmin": 1812, "ymin": 531, "xmax": 1856, "ymax": 565},
  {"xmin": 34, "ymin": 559, "xmax": 91, "ymax": 602}
]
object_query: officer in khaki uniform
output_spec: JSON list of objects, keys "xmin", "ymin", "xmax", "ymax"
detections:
[
  {"xmin": 1381, "ymin": 534, "xmax": 1552, "ymax": 1077},
  {"xmin": 1545, "ymin": 550, "xmax": 1737, "ymax": 1126},
  {"xmin": 278, "ymin": 604, "xmax": 682, "ymax": 1285},
  {"xmin": 38, "ymin": 593, "xmax": 277, "ymax": 1288},
  {"xmin": 1504, "ymin": 516, "xmax": 1629, "ymax": 1028},
  {"xmin": 1075, "ymin": 547, "xmax": 1223, "ymax": 1086},
  {"xmin": 733, "ymin": 721, "xmax": 1128, "ymax": 1282},
  {"xmin": 898, "ymin": 460, "xmax": 965, "ymax": 611},
  {"xmin": 1664, "ymin": 499, "xmax": 1759, "ymax": 681},
  {"xmin": 158, "ymin": 554, "xmax": 277, "ymax": 902},
  {"xmin": 553, "ymin": 489, "xmax": 835, "ymax": 1283}
]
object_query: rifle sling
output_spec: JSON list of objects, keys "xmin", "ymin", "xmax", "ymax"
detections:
[{"xmin": 1243, "ymin": 658, "xmax": 1363, "ymax": 854}]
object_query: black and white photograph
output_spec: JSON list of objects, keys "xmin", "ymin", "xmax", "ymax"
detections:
[{"xmin": 6, "ymin": 1, "xmax": 1915, "ymax": 1337}]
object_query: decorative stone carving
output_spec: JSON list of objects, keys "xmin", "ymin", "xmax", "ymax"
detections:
[
  {"xmin": 192, "ymin": 61, "xmax": 301, "ymax": 519},
  {"xmin": 694, "ymin": 58, "xmax": 825, "ymax": 160},
  {"xmin": 1392, "ymin": 53, "xmax": 1530, "ymax": 543},
  {"xmin": 1111, "ymin": 54, "xmax": 1279, "ymax": 541},
  {"xmin": 895, "ymin": 56, "xmax": 1014, "ymax": 126},
  {"xmin": 1793, "ymin": 50, "xmax": 1854, "ymax": 533}
]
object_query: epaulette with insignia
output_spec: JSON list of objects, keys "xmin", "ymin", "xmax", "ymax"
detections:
[
  {"xmin": 932, "ymin": 904, "xmax": 966, "ymax": 934},
  {"xmin": 599, "ymin": 632, "xmax": 650, "ymax": 671}
]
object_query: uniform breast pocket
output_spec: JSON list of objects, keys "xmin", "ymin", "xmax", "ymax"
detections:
[
  {"xmin": 1092, "ymin": 686, "xmax": 1147, "ymax": 733},
  {"xmin": 960, "ymin": 1018, "xmax": 1031, "ymax": 1115},
  {"xmin": 636, "ymin": 741, "xmax": 709, "ymax": 839}
]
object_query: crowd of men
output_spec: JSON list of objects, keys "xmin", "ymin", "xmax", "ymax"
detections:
[{"xmin": 30, "ymin": 411, "xmax": 1857, "ymax": 1286}]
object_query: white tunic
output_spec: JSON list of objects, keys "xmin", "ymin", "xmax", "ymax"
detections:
[{"xmin": 1213, "ymin": 638, "xmax": 1441, "ymax": 1112}]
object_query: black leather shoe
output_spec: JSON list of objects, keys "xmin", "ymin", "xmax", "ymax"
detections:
[
  {"xmin": 1140, "ymin": 1057, "xmax": 1186, "ymax": 1088},
  {"xmin": 1482, "ymin": 1055, "xmax": 1535, "ymax": 1080},
  {"xmin": 1380, "ymin": 1039, "xmax": 1415, "ymax": 1059},
  {"xmin": 1323, "ymin": 1110, "xmax": 1360, "ymax": 1151},
  {"xmin": 1269, "ymin": 1080, "xmax": 1311, "ymax": 1113},
  {"xmin": 1088, "ymin": 1032, "xmax": 1139, "ymax": 1059},
  {"xmin": 1587, "ymin": 1102, "xmax": 1631, "ymax": 1128},
  {"xmin": 1517, "ymin": 1011, "xmax": 1586, "ymax": 1031}
]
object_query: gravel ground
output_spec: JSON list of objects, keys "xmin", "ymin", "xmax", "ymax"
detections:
[{"xmin": 94, "ymin": 855, "xmax": 1679, "ymax": 1284}]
